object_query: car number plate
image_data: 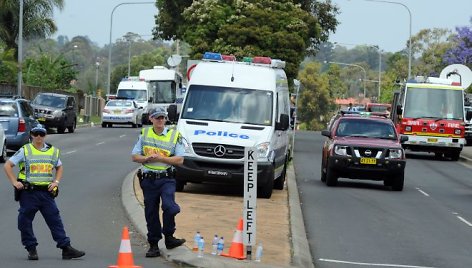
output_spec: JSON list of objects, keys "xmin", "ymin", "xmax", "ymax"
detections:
[
  {"xmin": 206, "ymin": 170, "xmax": 231, "ymax": 177},
  {"xmin": 38, "ymin": 117, "xmax": 45, "ymax": 122},
  {"xmin": 114, "ymin": 110, "xmax": 121, "ymax": 114},
  {"xmin": 427, "ymin": 138, "xmax": 438, "ymax": 142},
  {"xmin": 360, "ymin": 158, "xmax": 376, "ymax": 165}
]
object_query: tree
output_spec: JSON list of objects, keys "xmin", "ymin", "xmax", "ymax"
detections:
[
  {"xmin": 443, "ymin": 18, "xmax": 472, "ymax": 66},
  {"xmin": 0, "ymin": 0, "xmax": 64, "ymax": 55},
  {"xmin": 154, "ymin": 0, "xmax": 339, "ymax": 83},
  {"xmin": 23, "ymin": 53, "xmax": 77, "ymax": 90},
  {"xmin": 0, "ymin": 48, "xmax": 17, "ymax": 83},
  {"xmin": 297, "ymin": 62, "xmax": 334, "ymax": 130}
]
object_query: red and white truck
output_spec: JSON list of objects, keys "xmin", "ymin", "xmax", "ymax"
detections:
[{"xmin": 391, "ymin": 76, "xmax": 468, "ymax": 160}]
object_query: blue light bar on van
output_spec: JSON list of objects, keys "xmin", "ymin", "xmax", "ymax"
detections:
[{"xmin": 202, "ymin": 52, "xmax": 222, "ymax": 61}]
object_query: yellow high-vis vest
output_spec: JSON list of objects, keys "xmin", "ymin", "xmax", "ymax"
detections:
[
  {"xmin": 141, "ymin": 127, "xmax": 179, "ymax": 171},
  {"xmin": 18, "ymin": 144, "xmax": 59, "ymax": 186}
]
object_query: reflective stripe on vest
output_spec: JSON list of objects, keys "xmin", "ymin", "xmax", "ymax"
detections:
[
  {"xmin": 19, "ymin": 144, "xmax": 59, "ymax": 185},
  {"xmin": 141, "ymin": 127, "xmax": 179, "ymax": 171}
]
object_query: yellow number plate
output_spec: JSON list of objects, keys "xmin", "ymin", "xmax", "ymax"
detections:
[
  {"xmin": 114, "ymin": 110, "xmax": 121, "ymax": 114},
  {"xmin": 360, "ymin": 158, "xmax": 377, "ymax": 165},
  {"xmin": 38, "ymin": 117, "xmax": 45, "ymax": 122},
  {"xmin": 427, "ymin": 138, "xmax": 438, "ymax": 142}
]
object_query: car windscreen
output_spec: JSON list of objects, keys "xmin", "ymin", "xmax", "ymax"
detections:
[
  {"xmin": 116, "ymin": 90, "xmax": 147, "ymax": 101},
  {"xmin": 0, "ymin": 102, "xmax": 18, "ymax": 117},
  {"xmin": 335, "ymin": 119, "xmax": 397, "ymax": 139},
  {"xmin": 181, "ymin": 85, "xmax": 273, "ymax": 126},
  {"xmin": 32, "ymin": 95, "xmax": 67, "ymax": 108},
  {"xmin": 106, "ymin": 100, "xmax": 133, "ymax": 107}
]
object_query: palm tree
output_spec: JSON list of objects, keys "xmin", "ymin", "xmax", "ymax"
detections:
[{"xmin": 0, "ymin": 0, "xmax": 64, "ymax": 56}]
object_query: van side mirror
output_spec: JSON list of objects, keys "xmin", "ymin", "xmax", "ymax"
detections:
[
  {"xmin": 275, "ymin": 114, "xmax": 289, "ymax": 130},
  {"xmin": 400, "ymin": 135, "xmax": 409, "ymax": 143},
  {"xmin": 148, "ymin": 97, "xmax": 153, "ymax": 103},
  {"xmin": 466, "ymin": 110, "xmax": 472, "ymax": 121},
  {"xmin": 396, "ymin": 105, "xmax": 402, "ymax": 115},
  {"xmin": 167, "ymin": 104, "xmax": 178, "ymax": 122},
  {"xmin": 321, "ymin": 130, "xmax": 331, "ymax": 137}
]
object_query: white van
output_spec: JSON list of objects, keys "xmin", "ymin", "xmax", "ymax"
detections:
[
  {"xmin": 139, "ymin": 66, "xmax": 185, "ymax": 124},
  {"xmin": 115, "ymin": 77, "xmax": 149, "ymax": 123},
  {"xmin": 169, "ymin": 52, "xmax": 291, "ymax": 198}
]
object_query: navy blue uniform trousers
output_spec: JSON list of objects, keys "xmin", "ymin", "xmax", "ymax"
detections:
[
  {"xmin": 140, "ymin": 177, "xmax": 180, "ymax": 244},
  {"xmin": 18, "ymin": 190, "xmax": 70, "ymax": 250}
]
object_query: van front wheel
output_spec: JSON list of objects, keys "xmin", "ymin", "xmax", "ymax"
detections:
[
  {"xmin": 176, "ymin": 180, "xmax": 185, "ymax": 192},
  {"xmin": 258, "ymin": 169, "xmax": 274, "ymax": 199}
]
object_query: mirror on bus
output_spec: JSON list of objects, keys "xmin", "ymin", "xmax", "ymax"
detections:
[
  {"xmin": 167, "ymin": 104, "xmax": 178, "ymax": 122},
  {"xmin": 396, "ymin": 105, "xmax": 402, "ymax": 115},
  {"xmin": 466, "ymin": 110, "xmax": 472, "ymax": 121}
]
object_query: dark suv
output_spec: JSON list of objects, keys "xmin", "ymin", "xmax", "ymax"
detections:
[
  {"xmin": 0, "ymin": 97, "xmax": 39, "ymax": 150},
  {"xmin": 321, "ymin": 112, "xmax": 408, "ymax": 191},
  {"xmin": 31, "ymin": 93, "xmax": 77, "ymax": 134}
]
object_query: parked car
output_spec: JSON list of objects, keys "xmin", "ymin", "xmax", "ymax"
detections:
[
  {"xmin": 0, "ymin": 123, "xmax": 7, "ymax": 162},
  {"xmin": 465, "ymin": 105, "xmax": 472, "ymax": 145},
  {"xmin": 101, "ymin": 99, "xmax": 143, "ymax": 128},
  {"xmin": 321, "ymin": 112, "xmax": 408, "ymax": 191},
  {"xmin": 0, "ymin": 97, "xmax": 39, "ymax": 151},
  {"xmin": 31, "ymin": 93, "xmax": 77, "ymax": 134}
]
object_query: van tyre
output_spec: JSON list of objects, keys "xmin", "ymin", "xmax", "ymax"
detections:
[
  {"xmin": 326, "ymin": 163, "xmax": 338, "ymax": 187},
  {"xmin": 0, "ymin": 142, "xmax": 7, "ymax": 163},
  {"xmin": 391, "ymin": 171, "xmax": 404, "ymax": 191},
  {"xmin": 274, "ymin": 160, "xmax": 287, "ymax": 190},
  {"xmin": 175, "ymin": 180, "xmax": 185, "ymax": 192},
  {"xmin": 258, "ymin": 168, "xmax": 274, "ymax": 199}
]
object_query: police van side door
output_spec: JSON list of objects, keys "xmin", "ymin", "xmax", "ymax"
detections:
[{"xmin": 273, "ymin": 89, "xmax": 290, "ymax": 175}]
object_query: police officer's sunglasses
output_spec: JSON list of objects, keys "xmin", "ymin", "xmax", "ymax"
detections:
[{"xmin": 31, "ymin": 132, "xmax": 46, "ymax": 137}]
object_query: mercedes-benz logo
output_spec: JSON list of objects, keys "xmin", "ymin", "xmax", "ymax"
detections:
[
  {"xmin": 214, "ymin": 145, "xmax": 226, "ymax": 157},
  {"xmin": 365, "ymin": 150, "xmax": 372, "ymax": 156}
]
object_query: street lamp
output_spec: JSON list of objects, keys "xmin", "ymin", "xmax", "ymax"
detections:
[
  {"xmin": 107, "ymin": 1, "xmax": 155, "ymax": 96},
  {"xmin": 325, "ymin": 61, "xmax": 367, "ymax": 97},
  {"xmin": 333, "ymin": 42, "xmax": 382, "ymax": 99},
  {"xmin": 17, "ymin": 0, "xmax": 24, "ymax": 96},
  {"xmin": 95, "ymin": 59, "xmax": 100, "ymax": 93},
  {"xmin": 364, "ymin": 0, "xmax": 412, "ymax": 79}
]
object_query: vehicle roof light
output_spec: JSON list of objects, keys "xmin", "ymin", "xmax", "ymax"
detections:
[
  {"xmin": 202, "ymin": 52, "xmax": 223, "ymax": 61},
  {"xmin": 252, "ymin": 56, "xmax": 272, "ymax": 65},
  {"xmin": 222, "ymin": 54, "xmax": 236, "ymax": 61},
  {"xmin": 271, "ymin": 59, "xmax": 286, "ymax": 68},
  {"xmin": 242, "ymin": 57, "xmax": 253, "ymax": 63},
  {"xmin": 425, "ymin": 77, "xmax": 457, "ymax": 85}
]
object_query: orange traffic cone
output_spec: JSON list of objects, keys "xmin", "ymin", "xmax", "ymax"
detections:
[
  {"xmin": 109, "ymin": 226, "xmax": 142, "ymax": 268},
  {"xmin": 221, "ymin": 218, "xmax": 245, "ymax": 260}
]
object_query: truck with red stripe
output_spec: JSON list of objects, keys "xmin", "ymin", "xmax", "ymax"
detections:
[{"xmin": 391, "ymin": 76, "xmax": 468, "ymax": 160}]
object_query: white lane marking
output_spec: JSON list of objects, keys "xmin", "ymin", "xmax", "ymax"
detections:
[
  {"xmin": 63, "ymin": 150, "xmax": 77, "ymax": 155},
  {"xmin": 456, "ymin": 216, "xmax": 472, "ymax": 227},
  {"xmin": 415, "ymin": 187, "xmax": 430, "ymax": 197},
  {"xmin": 319, "ymin": 258, "xmax": 437, "ymax": 268},
  {"xmin": 119, "ymin": 135, "xmax": 126, "ymax": 138},
  {"xmin": 96, "ymin": 142, "xmax": 105, "ymax": 145}
]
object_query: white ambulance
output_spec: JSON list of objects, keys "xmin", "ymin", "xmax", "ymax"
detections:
[{"xmin": 169, "ymin": 52, "xmax": 291, "ymax": 198}]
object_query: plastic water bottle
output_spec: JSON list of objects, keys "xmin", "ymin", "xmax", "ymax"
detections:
[
  {"xmin": 255, "ymin": 242, "xmax": 263, "ymax": 262},
  {"xmin": 217, "ymin": 236, "xmax": 224, "ymax": 255},
  {"xmin": 193, "ymin": 231, "xmax": 201, "ymax": 252},
  {"xmin": 211, "ymin": 234, "xmax": 219, "ymax": 255},
  {"xmin": 197, "ymin": 237, "xmax": 205, "ymax": 258}
]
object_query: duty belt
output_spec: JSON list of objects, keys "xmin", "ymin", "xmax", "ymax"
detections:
[{"xmin": 142, "ymin": 169, "xmax": 174, "ymax": 180}]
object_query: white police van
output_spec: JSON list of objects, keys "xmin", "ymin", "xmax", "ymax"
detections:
[
  {"xmin": 115, "ymin": 77, "xmax": 150, "ymax": 123},
  {"xmin": 168, "ymin": 52, "xmax": 291, "ymax": 198}
]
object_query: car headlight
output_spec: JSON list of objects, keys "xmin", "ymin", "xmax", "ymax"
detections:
[
  {"xmin": 454, "ymin": 129, "xmax": 461, "ymax": 135},
  {"xmin": 387, "ymin": 149, "xmax": 403, "ymax": 159},
  {"xmin": 180, "ymin": 137, "xmax": 191, "ymax": 153},
  {"xmin": 334, "ymin": 145, "xmax": 350, "ymax": 156},
  {"xmin": 405, "ymin": 126, "xmax": 412, "ymax": 132},
  {"xmin": 52, "ymin": 110, "xmax": 63, "ymax": 117},
  {"xmin": 256, "ymin": 142, "xmax": 274, "ymax": 161}
]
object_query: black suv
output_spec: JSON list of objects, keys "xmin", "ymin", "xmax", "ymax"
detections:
[
  {"xmin": 31, "ymin": 93, "xmax": 77, "ymax": 134},
  {"xmin": 321, "ymin": 112, "xmax": 408, "ymax": 191}
]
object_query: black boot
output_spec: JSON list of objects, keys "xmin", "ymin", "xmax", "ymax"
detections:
[
  {"xmin": 165, "ymin": 235, "xmax": 186, "ymax": 249},
  {"xmin": 27, "ymin": 247, "xmax": 38, "ymax": 260},
  {"xmin": 145, "ymin": 243, "xmax": 160, "ymax": 258},
  {"xmin": 61, "ymin": 245, "xmax": 85, "ymax": 259}
]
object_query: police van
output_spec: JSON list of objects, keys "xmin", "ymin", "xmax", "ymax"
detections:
[
  {"xmin": 168, "ymin": 52, "xmax": 291, "ymax": 198},
  {"xmin": 115, "ymin": 77, "xmax": 149, "ymax": 124}
]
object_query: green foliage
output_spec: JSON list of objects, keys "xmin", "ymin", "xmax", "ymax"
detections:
[
  {"xmin": 23, "ymin": 53, "xmax": 77, "ymax": 90},
  {"xmin": 0, "ymin": 48, "xmax": 17, "ymax": 83},
  {"xmin": 297, "ymin": 62, "xmax": 334, "ymax": 130}
]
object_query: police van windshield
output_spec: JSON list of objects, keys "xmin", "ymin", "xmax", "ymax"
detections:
[
  {"xmin": 149, "ymin": 81, "xmax": 176, "ymax": 103},
  {"xmin": 182, "ymin": 85, "xmax": 273, "ymax": 126},
  {"xmin": 403, "ymin": 87, "xmax": 464, "ymax": 120},
  {"xmin": 116, "ymin": 89, "xmax": 147, "ymax": 101}
]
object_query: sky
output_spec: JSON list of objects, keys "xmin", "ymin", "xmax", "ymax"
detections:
[{"xmin": 53, "ymin": 0, "xmax": 472, "ymax": 53}]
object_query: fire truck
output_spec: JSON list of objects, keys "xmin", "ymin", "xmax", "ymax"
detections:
[{"xmin": 391, "ymin": 76, "xmax": 468, "ymax": 161}]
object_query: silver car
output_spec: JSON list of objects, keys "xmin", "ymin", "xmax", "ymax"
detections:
[{"xmin": 101, "ymin": 99, "xmax": 143, "ymax": 128}]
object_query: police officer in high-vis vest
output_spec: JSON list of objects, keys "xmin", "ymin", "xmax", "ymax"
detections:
[
  {"xmin": 132, "ymin": 107, "xmax": 186, "ymax": 257},
  {"xmin": 3, "ymin": 124, "xmax": 85, "ymax": 261}
]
